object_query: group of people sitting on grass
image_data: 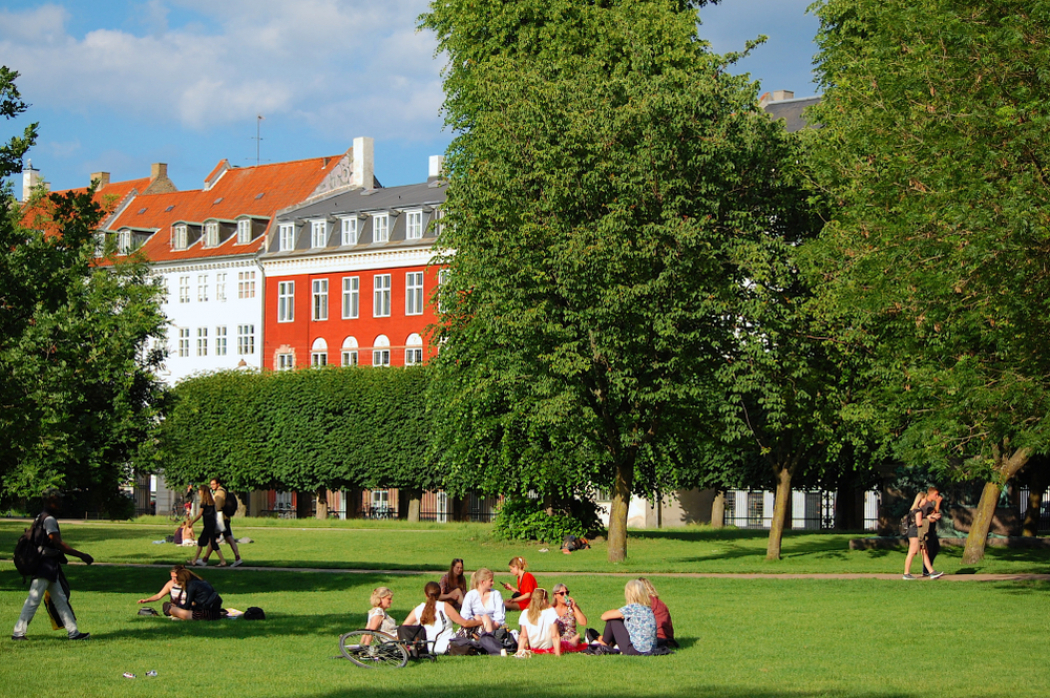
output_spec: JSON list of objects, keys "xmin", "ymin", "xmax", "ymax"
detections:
[{"xmin": 366, "ymin": 556, "xmax": 676, "ymax": 656}]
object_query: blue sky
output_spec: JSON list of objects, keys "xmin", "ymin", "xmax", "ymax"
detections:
[{"xmin": 0, "ymin": 1, "xmax": 820, "ymax": 197}]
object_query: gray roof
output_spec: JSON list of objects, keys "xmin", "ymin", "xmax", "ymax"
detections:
[{"xmin": 763, "ymin": 96, "xmax": 822, "ymax": 133}]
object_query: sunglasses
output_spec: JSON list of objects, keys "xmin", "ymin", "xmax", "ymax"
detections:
[{"xmin": 555, "ymin": 590, "xmax": 568, "ymax": 596}]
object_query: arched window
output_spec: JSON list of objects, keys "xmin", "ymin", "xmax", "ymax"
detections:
[
  {"xmin": 372, "ymin": 335, "xmax": 390, "ymax": 367},
  {"xmin": 311, "ymin": 337, "xmax": 328, "ymax": 367},
  {"xmin": 341, "ymin": 337, "xmax": 358, "ymax": 367},
  {"xmin": 405, "ymin": 333, "xmax": 423, "ymax": 366}
]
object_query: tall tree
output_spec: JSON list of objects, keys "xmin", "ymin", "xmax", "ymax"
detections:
[
  {"xmin": 421, "ymin": 0, "xmax": 806, "ymax": 561},
  {"xmin": 808, "ymin": 1, "xmax": 1050, "ymax": 562},
  {"xmin": 0, "ymin": 67, "xmax": 167, "ymax": 510}
]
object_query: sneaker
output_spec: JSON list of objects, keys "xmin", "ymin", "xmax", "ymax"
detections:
[
  {"xmin": 11, "ymin": 635, "xmax": 26, "ymax": 641},
  {"xmin": 902, "ymin": 574, "xmax": 916, "ymax": 580},
  {"xmin": 146, "ymin": 671, "xmax": 158, "ymax": 677},
  {"xmin": 123, "ymin": 673, "xmax": 136, "ymax": 679},
  {"xmin": 928, "ymin": 570, "xmax": 944, "ymax": 579},
  {"xmin": 230, "ymin": 559, "xmax": 243, "ymax": 568},
  {"xmin": 193, "ymin": 559, "xmax": 207, "ymax": 567},
  {"xmin": 69, "ymin": 632, "xmax": 91, "ymax": 641}
]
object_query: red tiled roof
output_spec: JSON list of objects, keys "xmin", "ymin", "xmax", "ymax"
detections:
[{"xmin": 19, "ymin": 176, "xmax": 152, "ymax": 232}]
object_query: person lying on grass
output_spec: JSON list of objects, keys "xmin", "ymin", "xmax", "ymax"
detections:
[
  {"xmin": 403, "ymin": 581, "xmax": 483, "ymax": 654},
  {"xmin": 162, "ymin": 568, "xmax": 224, "ymax": 621},
  {"xmin": 593, "ymin": 579, "xmax": 657, "ymax": 655},
  {"xmin": 138, "ymin": 565, "xmax": 190, "ymax": 608}
]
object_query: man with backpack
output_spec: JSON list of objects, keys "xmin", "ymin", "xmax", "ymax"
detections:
[
  {"xmin": 12, "ymin": 489, "xmax": 93, "ymax": 641},
  {"xmin": 201, "ymin": 477, "xmax": 243, "ymax": 567}
]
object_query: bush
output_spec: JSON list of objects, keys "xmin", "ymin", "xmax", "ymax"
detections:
[{"xmin": 493, "ymin": 495, "xmax": 604, "ymax": 543}]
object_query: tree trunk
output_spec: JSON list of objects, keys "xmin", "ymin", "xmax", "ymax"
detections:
[
  {"xmin": 315, "ymin": 488, "xmax": 329, "ymax": 520},
  {"xmin": 963, "ymin": 447, "xmax": 1030, "ymax": 564},
  {"xmin": 405, "ymin": 488, "xmax": 422, "ymax": 523},
  {"xmin": 296, "ymin": 492, "xmax": 311, "ymax": 520},
  {"xmin": 1023, "ymin": 464, "xmax": 1045, "ymax": 537},
  {"xmin": 767, "ymin": 466, "xmax": 793, "ymax": 561},
  {"xmin": 710, "ymin": 490, "xmax": 725, "ymax": 528},
  {"xmin": 235, "ymin": 492, "xmax": 248, "ymax": 518},
  {"xmin": 607, "ymin": 460, "xmax": 634, "ymax": 563}
]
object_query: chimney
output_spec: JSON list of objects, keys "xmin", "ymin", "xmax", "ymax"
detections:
[
  {"xmin": 22, "ymin": 160, "xmax": 41, "ymax": 202},
  {"xmin": 90, "ymin": 171, "xmax": 110, "ymax": 188},
  {"xmin": 151, "ymin": 163, "xmax": 168, "ymax": 181},
  {"xmin": 771, "ymin": 90, "xmax": 794, "ymax": 102},
  {"xmin": 428, "ymin": 155, "xmax": 445, "ymax": 182},
  {"xmin": 353, "ymin": 136, "xmax": 375, "ymax": 190}
]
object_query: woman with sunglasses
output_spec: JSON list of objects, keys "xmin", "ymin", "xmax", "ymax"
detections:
[{"xmin": 551, "ymin": 583, "xmax": 588, "ymax": 651}]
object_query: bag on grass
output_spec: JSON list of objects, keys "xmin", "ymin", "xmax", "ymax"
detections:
[
  {"xmin": 447, "ymin": 635, "xmax": 478, "ymax": 656},
  {"xmin": 397, "ymin": 625, "xmax": 428, "ymax": 658},
  {"xmin": 243, "ymin": 607, "xmax": 265, "ymax": 620}
]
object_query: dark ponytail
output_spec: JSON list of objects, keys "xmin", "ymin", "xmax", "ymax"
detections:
[{"xmin": 420, "ymin": 581, "xmax": 441, "ymax": 625}]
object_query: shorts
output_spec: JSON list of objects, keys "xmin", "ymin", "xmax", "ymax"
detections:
[
  {"xmin": 221, "ymin": 521, "xmax": 233, "ymax": 539},
  {"xmin": 192, "ymin": 608, "xmax": 223, "ymax": 621}
]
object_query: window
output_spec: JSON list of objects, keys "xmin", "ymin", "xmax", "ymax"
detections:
[
  {"xmin": 341, "ymin": 337, "xmax": 359, "ymax": 366},
  {"xmin": 279, "ymin": 223, "xmax": 295, "ymax": 251},
  {"xmin": 237, "ymin": 325, "xmax": 255, "ymax": 355},
  {"xmin": 237, "ymin": 219, "xmax": 252, "ymax": 244},
  {"xmin": 117, "ymin": 229, "xmax": 132, "ymax": 255},
  {"xmin": 342, "ymin": 276, "xmax": 359, "ymax": 319},
  {"xmin": 311, "ymin": 338, "xmax": 328, "ymax": 367},
  {"xmin": 341, "ymin": 216, "xmax": 358, "ymax": 245},
  {"xmin": 215, "ymin": 326, "xmax": 227, "ymax": 356},
  {"xmin": 278, "ymin": 281, "xmax": 295, "ymax": 322},
  {"xmin": 178, "ymin": 328, "xmax": 190, "ymax": 357},
  {"xmin": 373, "ymin": 274, "xmax": 391, "ymax": 317},
  {"xmin": 179, "ymin": 276, "xmax": 190, "ymax": 303},
  {"xmin": 311, "ymin": 220, "xmax": 328, "ymax": 248},
  {"xmin": 372, "ymin": 213, "xmax": 389, "ymax": 242},
  {"xmin": 372, "ymin": 489, "xmax": 390, "ymax": 513},
  {"xmin": 197, "ymin": 327, "xmax": 208, "ymax": 356},
  {"xmin": 215, "ymin": 273, "xmax": 227, "ymax": 302},
  {"xmin": 406, "ymin": 210, "xmax": 423, "ymax": 240},
  {"xmin": 372, "ymin": 335, "xmax": 390, "ymax": 367},
  {"xmin": 405, "ymin": 333, "xmax": 424, "ymax": 366},
  {"xmin": 277, "ymin": 353, "xmax": 294, "ymax": 371},
  {"xmin": 747, "ymin": 492, "xmax": 764, "ymax": 528},
  {"xmin": 197, "ymin": 274, "xmax": 209, "ymax": 302},
  {"xmin": 406, "ymin": 272, "xmax": 424, "ymax": 315},
  {"xmin": 174, "ymin": 224, "xmax": 188, "ymax": 250},
  {"xmin": 312, "ymin": 279, "xmax": 329, "ymax": 321},
  {"xmin": 238, "ymin": 271, "xmax": 256, "ymax": 299},
  {"xmin": 204, "ymin": 221, "xmax": 219, "ymax": 247}
]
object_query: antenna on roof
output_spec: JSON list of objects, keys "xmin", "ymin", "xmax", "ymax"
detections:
[{"xmin": 252, "ymin": 115, "xmax": 264, "ymax": 166}]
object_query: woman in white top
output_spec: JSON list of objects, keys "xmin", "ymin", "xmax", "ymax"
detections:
[
  {"xmin": 460, "ymin": 568, "xmax": 506, "ymax": 633},
  {"xmin": 403, "ymin": 581, "xmax": 481, "ymax": 654},
  {"xmin": 517, "ymin": 588, "xmax": 562, "ymax": 656},
  {"xmin": 365, "ymin": 587, "xmax": 397, "ymax": 636},
  {"xmin": 138, "ymin": 565, "xmax": 189, "ymax": 607}
]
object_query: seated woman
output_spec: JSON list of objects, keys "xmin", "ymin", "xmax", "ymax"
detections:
[
  {"xmin": 502, "ymin": 556, "xmax": 537, "ymax": 611},
  {"xmin": 438, "ymin": 558, "xmax": 467, "ymax": 610},
  {"xmin": 365, "ymin": 587, "xmax": 397, "ymax": 636},
  {"xmin": 460, "ymin": 568, "xmax": 506, "ymax": 633},
  {"xmin": 138, "ymin": 565, "xmax": 189, "ymax": 608},
  {"xmin": 639, "ymin": 577, "xmax": 676, "ymax": 648},
  {"xmin": 594, "ymin": 579, "xmax": 657, "ymax": 655},
  {"xmin": 517, "ymin": 588, "xmax": 563, "ymax": 656},
  {"xmin": 550, "ymin": 583, "xmax": 588, "ymax": 650},
  {"xmin": 165, "ymin": 568, "xmax": 224, "ymax": 621},
  {"xmin": 403, "ymin": 581, "xmax": 482, "ymax": 655}
]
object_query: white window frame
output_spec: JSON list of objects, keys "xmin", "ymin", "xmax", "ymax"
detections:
[
  {"xmin": 197, "ymin": 327, "xmax": 208, "ymax": 356},
  {"xmin": 277, "ymin": 353, "xmax": 294, "ymax": 371},
  {"xmin": 372, "ymin": 335, "xmax": 391, "ymax": 367},
  {"xmin": 174, "ymin": 224, "xmax": 188, "ymax": 250},
  {"xmin": 178, "ymin": 328, "xmax": 190, "ymax": 357},
  {"xmin": 278, "ymin": 281, "xmax": 295, "ymax": 322},
  {"xmin": 342, "ymin": 276, "xmax": 359, "ymax": 319},
  {"xmin": 204, "ymin": 221, "xmax": 219, "ymax": 248},
  {"xmin": 405, "ymin": 347, "xmax": 423, "ymax": 365},
  {"xmin": 237, "ymin": 324, "xmax": 255, "ymax": 355},
  {"xmin": 341, "ymin": 337, "xmax": 359, "ymax": 367},
  {"xmin": 372, "ymin": 213, "xmax": 389, "ymax": 243},
  {"xmin": 215, "ymin": 326, "xmax": 227, "ymax": 356},
  {"xmin": 406, "ymin": 271, "xmax": 424, "ymax": 316},
  {"xmin": 215, "ymin": 273, "xmax": 227, "ymax": 302},
  {"xmin": 238, "ymin": 271, "xmax": 256, "ymax": 299},
  {"xmin": 405, "ymin": 210, "xmax": 423, "ymax": 240},
  {"xmin": 179, "ymin": 276, "xmax": 190, "ymax": 304},
  {"xmin": 197, "ymin": 274, "xmax": 209, "ymax": 302},
  {"xmin": 237, "ymin": 219, "xmax": 252, "ymax": 244},
  {"xmin": 311, "ymin": 219, "xmax": 328, "ymax": 248},
  {"xmin": 373, "ymin": 274, "xmax": 391, "ymax": 317},
  {"xmin": 117, "ymin": 229, "xmax": 132, "ymax": 255},
  {"xmin": 340, "ymin": 216, "xmax": 359, "ymax": 245},
  {"xmin": 279, "ymin": 223, "xmax": 295, "ymax": 251},
  {"xmin": 312, "ymin": 278, "xmax": 329, "ymax": 321}
]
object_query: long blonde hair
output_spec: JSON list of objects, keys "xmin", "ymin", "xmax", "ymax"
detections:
[
  {"xmin": 910, "ymin": 492, "xmax": 926, "ymax": 510},
  {"xmin": 624, "ymin": 579, "xmax": 649, "ymax": 606},
  {"xmin": 638, "ymin": 577, "xmax": 658, "ymax": 599},
  {"xmin": 508, "ymin": 556, "xmax": 527, "ymax": 572},
  {"xmin": 525, "ymin": 588, "xmax": 550, "ymax": 625},
  {"xmin": 370, "ymin": 587, "xmax": 392, "ymax": 609},
  {"xmin": 471, "ymin": 568, "xmax": 493, "ymax": 591}
]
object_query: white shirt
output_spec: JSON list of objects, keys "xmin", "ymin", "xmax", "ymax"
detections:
[
  {"xmin": 460, "ymin": 588, "xmax": 506, "ymax": 626},
  {"xmin": 519, "ymin": 607, "xmax": 560, "ymax": 650},
  {"xmin": 412, "ymin": 601, "xmax": 454, "ymax": 654}
]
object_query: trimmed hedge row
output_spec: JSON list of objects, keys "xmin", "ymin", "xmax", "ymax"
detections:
[{"xmin": 154, "ymin": 366, "xmax": 436, "ymax": 493}]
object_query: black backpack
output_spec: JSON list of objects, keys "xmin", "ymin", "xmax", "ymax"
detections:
[
  {"xmin": 13, "ymin": 514, "xmax": 48, "ymax": 584},
  {"xmin": 899, "ymin": 510, "xmax": 914, "ymax": 536},
  {"xmin": 222, "ymin": 490, "xmax": 238, "ymax": 518},
  {"xmin": 243, "ymin": 606, "xmax": 265, "ymax": 620}
]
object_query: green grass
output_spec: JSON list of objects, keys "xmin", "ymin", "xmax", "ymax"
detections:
[
  {"xmin": 1, "ymin": 518, "xmax": 1048, "ymax": 575},
  {"xmin": 1, "ymin": 563, "xmax": 1045, "ymax": 698}
]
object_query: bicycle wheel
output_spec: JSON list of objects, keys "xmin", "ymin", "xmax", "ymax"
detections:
[{"xmin": 339, "ymin": 630, "xmax": 408, "ymax": 669}]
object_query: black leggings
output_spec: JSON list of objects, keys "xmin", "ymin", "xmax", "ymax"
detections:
[{"xmin": 601, "ymin": 618, "xmax": 644, "ymax": 655}]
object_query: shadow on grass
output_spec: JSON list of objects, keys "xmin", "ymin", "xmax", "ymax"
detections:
[{"xmin": 297, "ymin": 685, "xmax": 921, "ymax": 698}]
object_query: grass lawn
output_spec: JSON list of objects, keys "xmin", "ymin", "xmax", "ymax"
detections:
[
  {"xmin": 1, "ymin": 563, "xmax": 1045, "ymax": 698},
  {"xmin": 1, "ymin": 518, "xmax": 1048, "ymax": 575}
]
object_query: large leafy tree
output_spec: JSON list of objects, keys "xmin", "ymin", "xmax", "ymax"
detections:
[
  {"xmin": 421, "ymin": 0, "xmax": 807, "ymax": 561},
  {"xmin": 807, "ymin": 1, "xmax": 1050, "ymax": 562},
  {"xmin": 0, "ymin": 67, "xmax": 167, "ymax": 510}
]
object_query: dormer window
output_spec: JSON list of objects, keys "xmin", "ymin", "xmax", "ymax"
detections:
[
  {"xmin": 174, "ymin": 224, "xmax": 188, "ymax": 250},
  {"xmin": 117, "ymin": 229, "xmax": 132, "ymax": 255},
  {"xmin": 204, "ymin": 221, "xmax": 219, "ymax": 248},
  {"xmin": 406, "ymin": 210, "xmax": 423, "ymax": 240},
  {"xmin": 340, "ymin": 216, "xmax": 358, "ymax": 245},
  {"xmin": 279, "ymin": 223, "xmax": 295, "ymax": 252},
  {"xmin": 310, "ymin": 219, "xmax": 328, "ymax": 248},
  {"xmin": 373, "ymin": 213, "xmax": 389, "ymax": 243},
  {"xmin": 237, "ymin": 219, "xmax": 252, "ymax": 244}
]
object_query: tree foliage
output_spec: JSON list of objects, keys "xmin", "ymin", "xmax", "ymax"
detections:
[
  {"xmin": 421, "ymin": 0, "xmax": 810, "ymax": 561},
  {"xmin": 807, "ymin": 1, "xmax": 1050, "ymax": 560}
]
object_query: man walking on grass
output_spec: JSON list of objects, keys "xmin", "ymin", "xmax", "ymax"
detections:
[
  {"xmin": 12, "ymin": 489, "xmax": 93, "ymax": 641},
  {"xmin": 202, "ymin": 477, "xmax": 243, "ymax": 567}
]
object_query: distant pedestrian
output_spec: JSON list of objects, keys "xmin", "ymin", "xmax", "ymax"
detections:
[
  {"xmin": 921, "ymin": 487, "xmax": 944, "ymax": 577},
  {"xmin": 201, "ymin": 477, "xmax": 242, "ymax": 567},
  {"xmin": 903, "ymin": 492, "xmax": 941, "ymax": 580},
  {"xmin": 12, "ymin": 489, "xmax": 93, "ymax": 641},
  {"xmin": 187, "ymin": 486, "xmax": 227, "ymax": 567}
]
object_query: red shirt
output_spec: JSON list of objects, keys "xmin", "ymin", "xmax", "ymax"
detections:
[
  {"xmin": 514, "ymin": 572, "xmax": 537, "ymax": 611},
  {"xmin": 651, "ymin": 596, "xmax": 674, "ymax": 640}
]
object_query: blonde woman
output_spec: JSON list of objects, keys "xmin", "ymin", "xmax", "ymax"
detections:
[
  {"xmin": 639, "ymin": 578, "xmax": 676, "ymax": 648},
  {"xmin": 502, "ymin": 556, "xmax": 537, "ymax": 611},
  {"xmin": 460, "ymin": 568, "xmax": 506, "ymax": 633},
  {"xmin": 366, "ymin": 587, "xmax": 397, "ymax": 635},
  {"xmin": 517, "ymin": 588, "xmax": 562, "ymax": 656},
  {"xmin": 551, "ymin": 583, "xmax": 587, "ymax": 647},
  {"xmin": 903, "ymin": 492, "xmax": 941, "ymax": 580},
  {"xmin": 595, "ymin": 579, "xmax": 657, "ymax": 655},
  {"xmin": 187, "ymin": 486, "xmax": 227, "ymax": 567}
]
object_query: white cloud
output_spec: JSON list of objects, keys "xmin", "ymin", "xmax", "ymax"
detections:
[{"xmin": 0, "ymin": 0, "xmax": 444, "ymax": 140}]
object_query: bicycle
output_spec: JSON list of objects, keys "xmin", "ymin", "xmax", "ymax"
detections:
[
  {"xmin": 168, "ymin": 502, "xmax": 189, "ymax": 523},
  {"xmin": 338, "ymin": 627, "xmax": 435, "ymax": 669}
]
